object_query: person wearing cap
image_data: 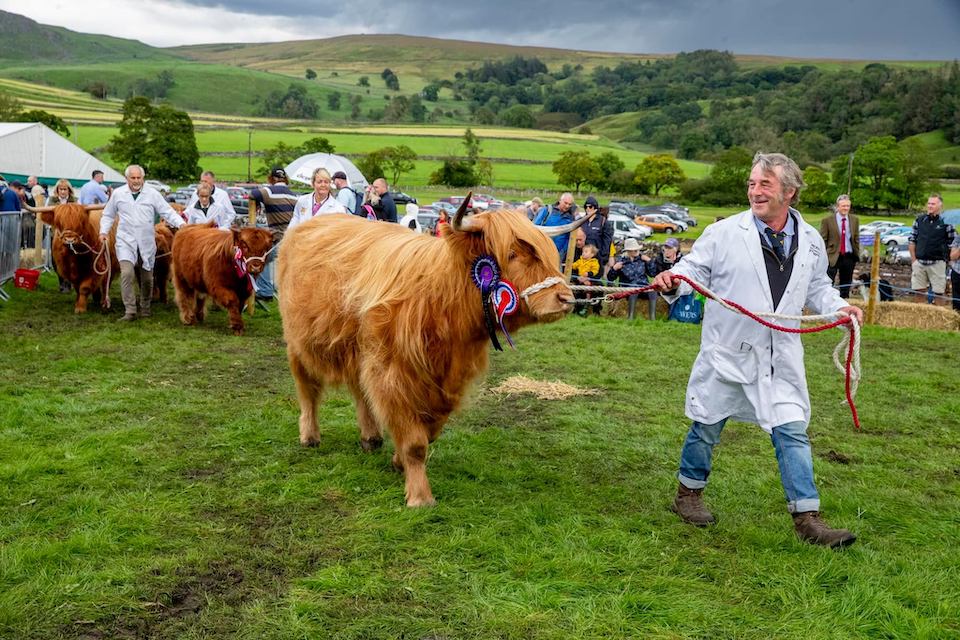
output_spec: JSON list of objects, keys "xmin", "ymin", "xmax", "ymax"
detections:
[
  {"xmin": 581, "ymin": 196, "xmax": 614, "ymax": 269},
  {"xmin": 184, "ymin": 170, "xmax": 236, "ymax": 220},
  {"xmin": 647, "ymin": 236, "xmax": 683, "ymax": 277},
  {"xmin": 608, "ymin": 237, "xmax": 653, "ymax": 320},
  {"xmin": 651, "ymin": 152, "xmax": 863, "ymax": 548},
  {"xmin": 99, "ymin": 164, "xmax": 185, "ymax": 321},
  {"xmin": 331, "ymin": 170, "xmax": 358, "ymax": 215},
  {"xmin": 249, "ymin": 167, "xmax": 297, "ymax": 302},
  {"xmin": 0, "ymin": 176, "xmax": 20, "ymax": 212}
]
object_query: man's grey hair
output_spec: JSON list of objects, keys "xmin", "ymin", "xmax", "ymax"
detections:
[
  {"xmin": 560, "ymin": 192, "xmax": 574, "ymax": 203},
  {"xmin": 929, "ymin": 192, "xmax": 943, "ymax": 204},
  {"xmin": 124, "ymin": 164, "xmax": 144, "ymax": 178},
  {"xmin": 201, "ymin": 170, "xmax": 216, "ymax": 179},
  {"xmin": 752, "ymin": 152, "xmax": 804, "ymax": 206},
  {"xmin": 836, "ymin": 194, "xmax": 851, "ymax": 205}
]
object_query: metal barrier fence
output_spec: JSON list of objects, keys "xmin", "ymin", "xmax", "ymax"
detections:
[{"xmin": 0, "ymin": 211, "xmax": 22, "ymax": 301}]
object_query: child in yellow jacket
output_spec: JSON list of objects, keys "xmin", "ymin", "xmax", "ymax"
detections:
[{"xmin": 571, "ymin": 243, "xmax": 600, "ymax": 316}]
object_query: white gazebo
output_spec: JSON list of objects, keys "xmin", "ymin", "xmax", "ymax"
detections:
[{"xmin": 0, "ymin": 122, "xmax": 124, "ymax": 186}]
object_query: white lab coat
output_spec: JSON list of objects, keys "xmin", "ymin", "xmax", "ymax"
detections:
[
  {"xmin": 667, "ymin": 209, "xmax": 847, "ymax": 433},
  {"xmin": 287, "ymin": 193, "xmax": 347, "ymax": 232},
  {"xmin": 185, "ymin": 200, "xmax": 233, "ymax": 229},
  {"xmin": 100, "ymin": 185, "xmax": 184, "ymax": 271},
  {"xmin": 184, "ymin": 186, "xmax": 236, "ymax": 218}
]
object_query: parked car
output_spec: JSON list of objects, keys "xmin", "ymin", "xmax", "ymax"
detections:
[
  {"xmin": 390, "ymin": 191, "xmax": 418, "ymax": 207},
  {"xmin": 145, "ymin": 179, "xmax": 171, "ymax": 194},
  {"xmin": 860, "ymin": 220, "xmax": 903, "ymax": 235},
  {"xmin": 636, "ymin": 213, "xmax": 683, "ymax": 234},
  {"xmin": 172, "ymin": 187, "xmax": 196, "ymax": 206},
  {"xmin": 608, "ymin": 213, "xmax": 653, "ymax": 242},
  {"xmin": 941, "ymin": 209, "xmax": 960, "ymax": 226},
  {"xmin": 431, "ymin": 201, "xmax": 458, "ymax": 215},
  {"xmin": 879, "ymin": 225, "xmax": 913, "ymax": 252},
  {"xmin": 417, "ymin": 209, "xmax": 440, "ymax": 234},
  {"xmin": 636, "ymin": 204, "xmax": 696, "ymax": 228}
]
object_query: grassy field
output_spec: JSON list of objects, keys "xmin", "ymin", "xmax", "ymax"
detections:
[{"xmin": 1, "ymin": 271, "xmax": 958, "ymax": 639}]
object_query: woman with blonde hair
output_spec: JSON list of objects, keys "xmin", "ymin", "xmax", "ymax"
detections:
[
  {"xmin": 51, "ymin": 178, "xmax": 76, "ymax": 204},
  {"xmin": 289, "ymin": 167, "xmax": 346, "ymax": 231}
]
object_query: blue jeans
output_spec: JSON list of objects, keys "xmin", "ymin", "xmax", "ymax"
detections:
[
  {"xmin": 254, "ymin": 238, "xmax": 277, "ymax": 299},
  {"xmin": 677, "ymin": 418, "xmax": 820, "ymax": 514}
]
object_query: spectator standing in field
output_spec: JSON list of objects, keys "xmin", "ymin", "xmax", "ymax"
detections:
[
  {"xmin": 79, "ymin": 170, "xmax": 109, "ymax": 205},
  {"xmin": 570, "ymin": 243, "xmax": 600, "ymax": 316},
  {"xmin": 51, "ymin": 179, "xmax": 76, "ymax": 205},
  {"xmin": 6, "ymin": 180, "xmax": 33, "ymax": 248},
  {"xmin": 50, "ymin": 178, "xmax": 77, "ymax": 292},
  {"xmin": 533, "ymin": 192, "xmax": 577, "ymax": 265},
  {"xmin": 523, "ymin": 197, "xmax": 543, "ymax": 221},
  {"xmin": 26, "ymin": 175, "xmax": 46, "ymax": 208},
  {"xmin": 647, "ymin": 237, "xmax": 683, "ymax": 276},
  {"xmin": 288, "ymin": 168, "xmax": 347, "ymax": 232},
  {"xmin": 819, "ymin": 194, "xmax": 860, "ymax": 298},
  {"xmin": 908, "ymin": 193, "xmax": 955, "ymax": 306},
  {"xmin": 367, "ymin": 178, "xmax": 397, "ymax": 223},
  {"xmin": 186, "ymin": 183, "xmax": 233, "ymax": 229},
  {"xmin": 184, "ymin": 170, "xmax": 236, "ymax": 220},
  {"xmin": 581, "ymin": 196, "xmax": 614, "ymax": 276},
  {"xmin": 249, "ymin": 167, "xmax": 298, "ymax": 303},
  {"xmin": 332, "ymin": 171, "xmax": 358, "ymax": 215},
  {"xmin": 99, "ymin": 165, "xmax": 185, "ymax": 321},
  {"xmin": 434, "ymin": 209, "xmax": 450, "ymax": 237},
  {"xmin": 608, "ymin": 237, "xmax": 652, "ymax": 320},
  {"xmin": 950, "ymin": 232, "xmax": 960, "ymax": 312},
  {"xmin": 0, "ymin": 177, "xmax": 19, "ymax": 212},
  {"xmin": 652, "ymin": 152, "xmax": 863, "ymax": 548}
]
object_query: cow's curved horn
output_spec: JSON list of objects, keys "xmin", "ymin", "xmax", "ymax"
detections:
[
  {"xmin": 22, "ymin": 204, "xmax": 57, "ymax": 214},
  {"xmin": 538, "ymin": 214, "xmax": 591, "ymax": 237},
  {"xmin": 451, "ymin": 191, "xmax": 481, "ymax": 232},
  {"xmin": 84, "ymin": 204, "xmax": 105, "ymax": 211}
]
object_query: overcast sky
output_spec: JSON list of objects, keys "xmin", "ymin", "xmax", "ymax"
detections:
[{"xmin": 3, "ymin": 0, "xmax": 959, "ymax": 59}]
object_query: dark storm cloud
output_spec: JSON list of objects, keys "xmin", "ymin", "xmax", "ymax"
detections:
[{"xmin": 171, "ymin": 0, "xmax": 959, "ymax": 59}]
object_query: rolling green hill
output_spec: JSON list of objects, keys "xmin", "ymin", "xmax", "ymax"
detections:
[{"xmin": 0, "ymin": 10, "xmax": 171, "ymax": 63}]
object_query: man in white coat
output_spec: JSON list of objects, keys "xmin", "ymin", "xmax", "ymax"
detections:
[
  {"xmin": 652, "ymin": 152, "xmax": 864, "ymax": 548},
  {"xmin": 100, "ymin": 165, "xmax": 185, "ymax": 321}
]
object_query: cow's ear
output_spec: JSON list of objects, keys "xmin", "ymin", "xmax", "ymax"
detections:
[{"xmin": 231, "ymin": 228, "xmax": 241, "ymax": 246}]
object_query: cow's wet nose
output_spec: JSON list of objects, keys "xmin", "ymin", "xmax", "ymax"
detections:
[{"xmin": 558, "ymin": 293, "xmax": 575, "ymax": 306}]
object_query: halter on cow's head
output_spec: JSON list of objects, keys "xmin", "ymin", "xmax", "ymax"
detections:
[
  {"xmin": 231, "ymin": 227, "xmax": 274, "ymax": 276},
  {"xmin": 26, "ymin": 203, "xmax": 105, "ymax": 251},
  {"xmin": 446, "ymin": 193, "xmax": 590, "ymax": 349}
]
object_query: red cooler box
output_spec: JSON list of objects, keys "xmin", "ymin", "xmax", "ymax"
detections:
[{"xmin": 14, "ymin": 268, "xmax": 40, "ymax": 291}]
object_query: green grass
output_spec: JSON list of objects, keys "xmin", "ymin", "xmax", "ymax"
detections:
[
  {"xmin": 1, "ymin": 272, "xmax": 958, "ymax": 639},
  {"xmin": 905, "ymin": 130, "xmax": 960, "ymax": 168}
]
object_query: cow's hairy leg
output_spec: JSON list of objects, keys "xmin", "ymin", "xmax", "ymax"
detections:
[
  {"xmin": 195, "ymin": 293, "xmax": 207, "ymax": 323},
  {"xmin": 212, "ymin": 288, "xmax": 244, "ymax": 336},
  {"xmin": 349, "ymin": 385, "xmax": 383, "ymax": 451},
  {"xmin": 175, "ymin": 280, "xmax": 197, "ymax": 325},
  {"xmin": 289, "ymin": 350, "xmax": 322, "ymax": 447},
  {"xmin": 392, "ymin": 425, "xmax": 435, "ymax": 507},
  {"xmin": 74, "ymin": 278, "xmax": 92, "ymax": 314}
]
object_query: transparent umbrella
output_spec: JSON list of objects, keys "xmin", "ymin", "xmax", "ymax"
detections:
[{"xmin": 284, "ymin": 153, "xmax": 369, "ymax": 191}]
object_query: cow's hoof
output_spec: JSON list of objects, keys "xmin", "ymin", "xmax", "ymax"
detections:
[
  {"xmin": 299, "ymin": 435, "xmax": 320, "ymax": 447},
  {"xmin": 232, "ymin": 329, "xmax": 244, "ymax": 336},
  {"xmin": 360, "ymin": 436, "xmax": 383, "ymax": 452},
  {"xmin": 406, "ymin": 496, "xmax": 437, "ymax": 508}
]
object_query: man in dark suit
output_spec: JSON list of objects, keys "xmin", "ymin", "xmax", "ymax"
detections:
[{"xmin": 819, "ymin": 194, "xmax": 860, "ymax": 298}]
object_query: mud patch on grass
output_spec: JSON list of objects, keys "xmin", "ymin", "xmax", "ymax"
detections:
[{"xmin": 822, "ymin": 449, "xmax": 852, "ymax": 464}]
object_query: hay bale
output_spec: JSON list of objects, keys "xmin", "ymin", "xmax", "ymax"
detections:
[
  {"xmin": 489, "ymin": 375, "xmax": 600, "ymax": 400},
  {"xmin": 849, "ymin": 300, "xmax": 960, "ymax": 331}
]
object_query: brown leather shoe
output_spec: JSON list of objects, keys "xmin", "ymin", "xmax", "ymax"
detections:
[
  {"xmin": 793, "ymin": 511, "xmax": 856, "ymax": 548},
  {"xmin": 671, "ymin": 484, "xmax": 716, "ymax": 526}
]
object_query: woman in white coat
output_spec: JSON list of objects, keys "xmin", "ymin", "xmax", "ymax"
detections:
[
  {"xmin": 99, "ymin": 165, "xmax": 185, "ymax": 321},
  {"xmin": 288, "ymin": 167, "xmax": 346, "ymax": 232},
  {"xmin": 186, "ymin": 183, "xmax": 233, "ymax": 229},
  {"xmin": 653, "ymin": 152, "xmax": 863, "ymax": 548}
]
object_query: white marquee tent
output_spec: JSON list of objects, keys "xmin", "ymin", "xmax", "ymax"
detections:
[{"xmin": 0, "ymin": 122, "xmax": 124, "ymax": 186}]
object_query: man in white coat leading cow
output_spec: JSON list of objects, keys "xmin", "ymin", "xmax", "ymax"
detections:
[
  {"xmin": 652, "ymin": 152, "xmax": 863, "ymax": 548},
  {"xmin": 100, "ymin": 165, "xmax": 185, "ymax": 321}
]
